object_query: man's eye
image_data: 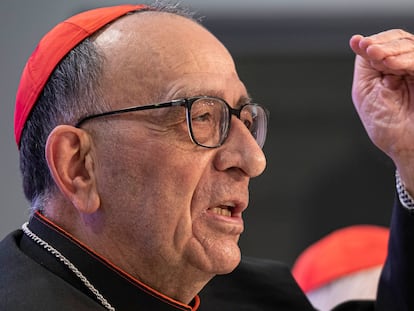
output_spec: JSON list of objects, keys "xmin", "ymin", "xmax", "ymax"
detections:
[
  {"xmin": 193, "ymin": 112, "xmax": 212, "ymax": 122},
  {"xmin": 243, "ymin": 119, "xmax": 252, "ymax": 129}
]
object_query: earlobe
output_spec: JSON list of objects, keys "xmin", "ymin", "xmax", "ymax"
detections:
[{"xmin": 45, "ymin": 125, "xmax": 100, "ymax": 214}]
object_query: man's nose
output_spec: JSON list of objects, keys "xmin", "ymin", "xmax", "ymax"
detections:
[{"xmin": 213, "ymin": 117, "xmax": 267, "ymax": 177}]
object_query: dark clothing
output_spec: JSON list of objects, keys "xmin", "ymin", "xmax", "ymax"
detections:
[
  {"xmin": 0, "ymin": 198, "xmax": 411, "ymax": 310},
  {"xmin": 376, "ymin": 197, "xmax": 414, "ymax": 311},
  {"xmin": 0, "ymin": 213, "xmax": 199, "ymax": 310},
  {"xmin": 199, "ymin": 257, "xmax": 315, "ymax": 310}
]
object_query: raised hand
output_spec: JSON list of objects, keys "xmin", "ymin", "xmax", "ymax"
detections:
[{"xmin": 350, "ymin": 29, "xmax": 414, "ymax": 192}]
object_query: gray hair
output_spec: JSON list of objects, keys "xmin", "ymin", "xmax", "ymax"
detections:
[
  {"xmin": 18, "ymin": 2, "xmax": 198, "ymax": 212},
  {"xmin": 19, "ymin": 38, "xmax": 106, "ymax": 211}
]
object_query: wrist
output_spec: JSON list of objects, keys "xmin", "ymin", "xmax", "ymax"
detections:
[{"xmin": 396, "ymin": 170, "xmax": 414, "ymax": 210}]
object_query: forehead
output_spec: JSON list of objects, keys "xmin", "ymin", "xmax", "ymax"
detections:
[{"xmin": 94, "ymin": 12, "xmax": 246, "ymax": 106}]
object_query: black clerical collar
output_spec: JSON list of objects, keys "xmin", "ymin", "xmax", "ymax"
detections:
[{"xmin": 21, "ymin": 212, "xmax": 200, "ymax": 311}]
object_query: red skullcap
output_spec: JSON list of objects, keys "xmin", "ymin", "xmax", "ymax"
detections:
[
  {"xmin": 14, "ymin": 4, "xmax": 148, "ymax": 147},
  {"xmin": 292, "ymin": 225, "xmax": 389, "ymax": 293}
]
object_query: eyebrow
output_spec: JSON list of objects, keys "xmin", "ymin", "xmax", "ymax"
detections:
[
  {"xmin": 237, "ymin": 95, "xmax": 253, "ymax": 107},
  {"xmin": 172, "ymin": 90, "xmax": 253, "ymax": 108}
]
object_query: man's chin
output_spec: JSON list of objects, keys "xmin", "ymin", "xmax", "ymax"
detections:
[
  {"xmin": 206, "ymin": 248, "xmax": 242, "ymax": 276},
  {"xmin": 187, "ymin": 235, "xmax": 242, "ymax": 275}
]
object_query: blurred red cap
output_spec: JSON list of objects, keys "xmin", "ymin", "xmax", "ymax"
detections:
[{"xmin": 292, "ymin": 225, "xmax": 389, "ymax": 293}]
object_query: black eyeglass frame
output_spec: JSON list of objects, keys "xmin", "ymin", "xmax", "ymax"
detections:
[{"xmin": 75, "ymin": 96, "xmax": 269, "ymax": 149}]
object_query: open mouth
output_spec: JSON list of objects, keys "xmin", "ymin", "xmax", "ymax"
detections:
[{"xmin": 210, "ymin": 206, "xmax": 232, "ymax": 217}]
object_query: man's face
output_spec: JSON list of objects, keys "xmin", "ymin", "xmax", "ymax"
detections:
[{"xmin": 90, "ymin": 12, "xmax": 266, "ymax": 281}]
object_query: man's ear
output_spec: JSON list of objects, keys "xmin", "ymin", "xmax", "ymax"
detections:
[{"xmin": 45, "ymin": 125, "xmax": 100, "ymax": 214}]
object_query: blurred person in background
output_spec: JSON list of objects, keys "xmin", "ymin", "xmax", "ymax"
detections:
[{"xmin": 292, "ymin": 225, "xmax": 389, "ymax": 311}]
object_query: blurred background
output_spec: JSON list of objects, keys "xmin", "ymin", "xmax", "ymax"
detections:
[{"xmin": 1, "ymin": 0, "xmax": 413, "ymax": 266}]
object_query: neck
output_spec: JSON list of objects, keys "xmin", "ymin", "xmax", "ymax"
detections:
[
  {"xmin": 42, "ymin": 207, "xmax": 212, "ymax": 304},
  {"xmin": 113, "ymin": 250, "xmax": 213, "ymax": 304}
]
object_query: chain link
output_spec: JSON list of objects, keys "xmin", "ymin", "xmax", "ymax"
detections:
[{"xmin": 22, "ymin": 222, "xmax": 115, "ymax": 311}]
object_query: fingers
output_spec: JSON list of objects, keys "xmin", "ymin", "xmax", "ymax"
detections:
[
  {"xmin": 349, "ymin": 34, "xmax": 365, "ymax": 55},
  {"xmin": 350, "ymin": 29, "xmax": 413, "ymax": 57},
  {"xmin": 350, "ymin": 29, "xmax": 414, "ymax": 73}
]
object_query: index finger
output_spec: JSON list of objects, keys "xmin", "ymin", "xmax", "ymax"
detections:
[{"xmin": 350, "ymin": 29, "xmax": 414, "ymax": 61}]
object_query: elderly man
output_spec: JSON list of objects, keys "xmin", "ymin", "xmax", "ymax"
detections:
[{"xmin": 1, "ymin": 2, "xmax": 414, "ymax": 311}]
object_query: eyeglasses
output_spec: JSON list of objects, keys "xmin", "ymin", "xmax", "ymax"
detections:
[{"xmin": 75, "ymin": 96, "xmax": 269, "ymax": 149}]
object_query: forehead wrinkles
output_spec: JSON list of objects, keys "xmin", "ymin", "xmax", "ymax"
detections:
[
  {"xmin": 95, "ymin": 12, "xmax": 236, "ymax": 104},
  {"xmin": 133, "ymin": 12, "xmax": 234, "ymax": 75}
]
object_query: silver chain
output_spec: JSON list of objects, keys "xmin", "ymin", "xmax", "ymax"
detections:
[{"xmin": 22, "ymin": 222, "xmax": 115, "ymax": 311}]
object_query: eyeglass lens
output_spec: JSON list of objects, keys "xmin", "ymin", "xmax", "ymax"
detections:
[{"xmin": 188, "ymin": 98, "xmax": 267, "ymax": 148}]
